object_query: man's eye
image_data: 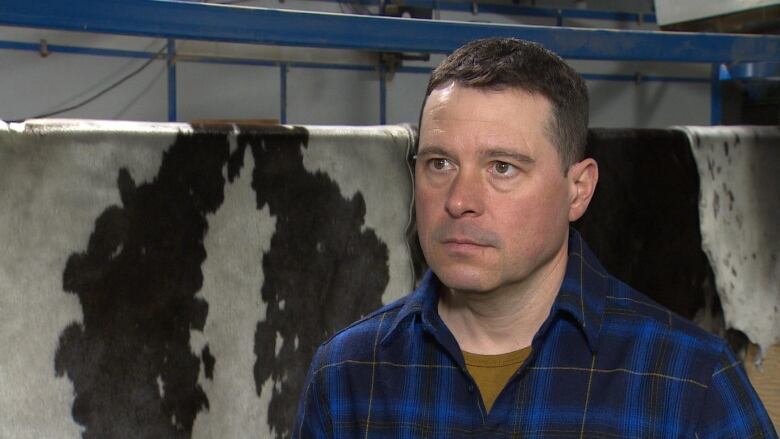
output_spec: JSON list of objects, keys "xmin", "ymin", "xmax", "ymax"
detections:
[
  {"xmin": 490, "ymin": 161, "xmax": 518, "ymax": 177},
  {"xmin": 429, "ymin": 158, "xmax": 453, "ymax": 171},
  {"xmin": 495, "ymin": 162, "xmax": 510, "ymax": 173}
]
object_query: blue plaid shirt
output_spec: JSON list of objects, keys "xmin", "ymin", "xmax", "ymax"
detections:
[{"xmin": 294, "ymin": 230, "xmax": 776, "ymax": 438}]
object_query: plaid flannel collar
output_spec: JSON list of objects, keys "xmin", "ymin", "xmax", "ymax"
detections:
[{"xmin": 382, "ymin": 228, "xmax": 608, "ymax": 353}]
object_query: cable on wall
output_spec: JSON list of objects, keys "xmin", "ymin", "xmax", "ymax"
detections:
[{"xmin": 30, "ymin": 45, "xmax": 168, "ymax": 119}]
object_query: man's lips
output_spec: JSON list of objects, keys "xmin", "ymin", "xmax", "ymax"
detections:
[
  {"xmin": 431, "ymin": 223, "xmax": 501, "ymax": 250},
  {"xmin": 439, "ymin": 238, "xmax": 495, "ymax": 255},
  {"xmin": 441, "ymin": 238, "xmax": 491, "ymax": 247}
]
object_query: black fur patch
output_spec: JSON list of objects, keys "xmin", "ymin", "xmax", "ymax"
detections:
[
  {"xmin": 56, "ymin": 132, "xmax": 230, "ymax": 438},
  {"xmin": 575, "ymin": 129, "xmax": 720, "ymax": 325},
  {"xmin": 239, "ymin": 129, "xmax": 389, "ymax": 439}
]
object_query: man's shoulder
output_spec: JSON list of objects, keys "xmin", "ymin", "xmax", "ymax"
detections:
[
  {"xmin": 311, "ymin": 294, "xmax": 410, "ymax": 364},
  {"xmin": 603, "ymin": 276, "xmax": 726, "ymax": 354}
]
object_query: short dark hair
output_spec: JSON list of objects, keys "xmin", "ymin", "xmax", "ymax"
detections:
[{"xmin": 424, "ymin": 37, "xmax": 589, "ymax": 170}]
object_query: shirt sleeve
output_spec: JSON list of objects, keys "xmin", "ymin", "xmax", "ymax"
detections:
[
  {"xmin": 694, "ymin": 343, "xmax": 778, "ymax": 438},
  {"xmin": 293, "ymin": 345, "xmax": 331, "ymax": 439}
]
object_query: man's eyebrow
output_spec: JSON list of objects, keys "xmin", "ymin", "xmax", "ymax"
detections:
[
  {"xmin": 482, "ymin": 149, "xmax": 535, "ymax": 163},
  {"xmin": 415, "ymin": 146, "xmax": 449, "ymax": 158},
  {"xmin": 415, "ymin": 147, "xmax": 535, "ymax": 163}
]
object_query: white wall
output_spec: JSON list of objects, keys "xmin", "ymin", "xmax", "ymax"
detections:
[
  {"xmin": 177, "ymin": 62, "xmax": 280, "ymax": 122},
  {"xmin": 0, "ymin": 0, "xmax": 712, "ymax": 127}
]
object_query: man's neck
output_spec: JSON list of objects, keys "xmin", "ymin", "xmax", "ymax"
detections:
[{"xmin": 437, "ymin": 244, "xmax": 569, "ymax": 355}]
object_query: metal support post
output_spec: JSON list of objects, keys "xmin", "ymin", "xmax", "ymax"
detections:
[
  {"xmin": 379, "ymin": 65, "xmax": 387, "ymax": 125},
  {"xmin": 710, "ymin": 63, "xmax": 722, "ymax": 125},
  {"xmin": 166, "ymin": 38, "xmax": 176, "ymax": 122},
  {"xmin": 279, "ymin": 63, "xmax": 287, "ymax": 124}
]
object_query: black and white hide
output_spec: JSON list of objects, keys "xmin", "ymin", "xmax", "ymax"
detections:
[
  {"xmin": 0, "ymin": 120, "xmax": 414, "ymax": 439},
  {"xmin": 576, "ymin": 127, "xmax": 780, "ymax": 356},
  {"xmin": 683, "ymin": 126, "xmax": 780, "ymax": 354}
]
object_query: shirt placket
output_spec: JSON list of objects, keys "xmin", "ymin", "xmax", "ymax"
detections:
[{"xmin": 421, "ymin": 310, "xmax": 492, "ymax": 430}]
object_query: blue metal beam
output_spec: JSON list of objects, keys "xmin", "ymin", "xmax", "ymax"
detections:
[
  {"xmin": 1, "ymin": 0, "xmax": 779, "ymax": 63},
  {"xmin": 0, "ymin": 40, "xmax": 156, "ymax": 59},
  {"xmin": 351, "ymin": 0, "xmax": 657, "ymax": 23},
  {"xmin": 0, "ymin": 39, "xmax": 711, "ymax": 84}
]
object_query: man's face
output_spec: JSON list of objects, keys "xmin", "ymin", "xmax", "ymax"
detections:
[{"xmin": 415, "ymin": 83, "xmax": 573, "ymax": 294}]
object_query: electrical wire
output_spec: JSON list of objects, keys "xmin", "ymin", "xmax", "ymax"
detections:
[{"xmin": 31, "ymin": 45, "xmax": 168, "ymax": 119}]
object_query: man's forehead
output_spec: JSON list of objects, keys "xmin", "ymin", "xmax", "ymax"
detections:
[
  {"xmin": 417, "ymin": 127, "xmax": 537, "ymax": 165},
  {"xmin": 418, "ymin": 130, "xmax": 532, "ymax": 150},
  {"xmin": 425, "ymin": 82, "xmax": 551, "ymax": 108},
  {"xmin": 422, "ymin": 85, "xmax": 551, "ymax": 128}
]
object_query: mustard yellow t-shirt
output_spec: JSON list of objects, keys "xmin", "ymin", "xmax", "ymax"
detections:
[{"xmin": 462, "ymin": 347, "xmax": 532, "ymax": 413}]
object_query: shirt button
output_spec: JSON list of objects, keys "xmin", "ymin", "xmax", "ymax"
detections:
[{"xmin": 468, "ymin": 384, "xmax": 475, "ymax": 392}]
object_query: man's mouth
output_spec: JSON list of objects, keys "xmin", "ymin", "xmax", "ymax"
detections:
[
  {"xmin": 440, "ymin": 238, "xmax": 493, "ymax": 253},
  {"xmin": 431, "ymin": 223, "xmax": 500, "ymax": 249},
  {"xmin": 442, "ymin": 237, "xmax": 489, "ymax": 246}
]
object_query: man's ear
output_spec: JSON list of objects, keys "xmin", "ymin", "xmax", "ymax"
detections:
[{"xmin": 567, "ymin": 158, "xmax": 598, "ymax": 222}]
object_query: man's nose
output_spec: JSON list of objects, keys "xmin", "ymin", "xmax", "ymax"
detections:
[{"xmin": 444, "ymin": 168, "xmax": 484, "ymax": 218}]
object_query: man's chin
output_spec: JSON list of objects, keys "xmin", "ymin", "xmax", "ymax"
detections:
[{"xmin": 432, "ymin": 266, "xmax": 498, "ymax": 294}]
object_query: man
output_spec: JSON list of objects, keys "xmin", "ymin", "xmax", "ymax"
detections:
[{"xmin": 294, "ymin": 38, "xmax": 776, "ymax": 438}]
